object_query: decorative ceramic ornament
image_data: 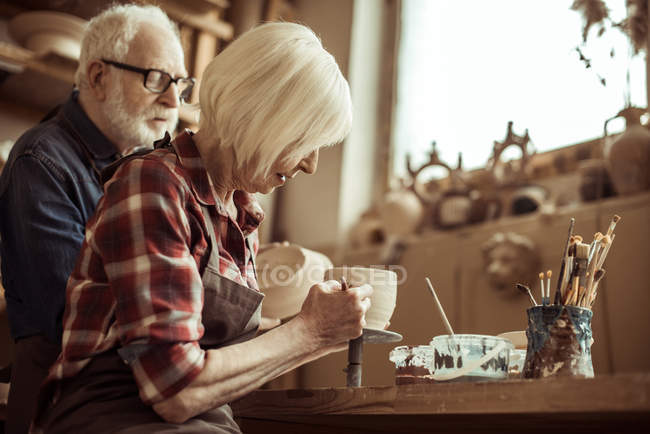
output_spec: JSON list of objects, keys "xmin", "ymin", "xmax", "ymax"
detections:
[{"xmin": 482, "ymin": 232, "xmax": 540, "ymax": 293}]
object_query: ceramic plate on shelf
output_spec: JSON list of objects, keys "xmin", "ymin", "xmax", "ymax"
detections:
[{"xmin": 8, "ymin": 11, "xmax": 87, "ymax": 60}]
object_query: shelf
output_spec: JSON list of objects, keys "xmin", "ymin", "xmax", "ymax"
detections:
[
  {"xmin": 157, "ymin": 0, "xmax": 234, "ymax": 40},
  {"xmin": 0, "ymin": 41, "xmax": 74, "ymax": 111},
  {"xmin": 0, "ymin": 41, "xmax": 75, "ymax": 83}
]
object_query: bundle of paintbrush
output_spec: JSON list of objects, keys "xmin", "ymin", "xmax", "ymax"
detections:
[{"xmin": 550, "ymin": 215, "xmax": 620, "ymax": 309}]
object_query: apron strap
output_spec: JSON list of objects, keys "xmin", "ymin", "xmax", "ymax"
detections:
[{"xmin": 199, "ymin": 206, "xmax": 257, "ymax": 280}]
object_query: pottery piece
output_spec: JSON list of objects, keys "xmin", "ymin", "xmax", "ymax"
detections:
[
  {"xmin": 8, "ymin": 11, "xmax": 87, "ymax": 60},
  {"xmin": 379, "ymin": 189, "xmax": 423, "ymax": 237},
  {"xmin": 523, "ymin": 305, "xmax": 594, "ymax": 379},
  {"xmin": 604, "ymin": 107, "xmax": 650, "ymax": 195},
  {"xmin": 323, "ymin": 267, "xmax": 397, "ymax": 330},
  {"xmin": 348, "ymin": 211, "xmax": 385, "ymax": 249},
  {"xmin": 482, "ymin": 232, "xmax": 540, "ymax": 293},
  {"xmin": 578, "ymin": 159, "xmax": 616, "ymax": 202},
  {"xmin": 256, "ymin": 244, "xmax": 333, "ymax": 320},
  {"xmin": 509, "ymin": 184, "xmax": 549, "ymax": 215},
  {"xmin": 497, "ymin": 330, "xmax": 527, "ymax": 349},
  {"xmin": 498, "ymin": 330, "xmax": 527, "ymax": 378}
]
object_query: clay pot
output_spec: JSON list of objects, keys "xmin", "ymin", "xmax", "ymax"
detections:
[
  {"xmin": 256, "ymin": 244, "xmax": 333, "ymax": 320},
  {"xmin": 348, "ymin": 212, "xmax": 385, "ymax": 249},
  {"xmin": 378, "ymin": 190, "xmax": 423, "ymax": 237},
  {"xmin": 604, "ymin": 107, "xmax": 650, "ymax": 195},
  {"xmin": 578, "ymin": 159, "xmax": 616, "ymax": 202},
  {"xmin": 323, "ymin": 267, "xmax": 397, "ymax": 330}
]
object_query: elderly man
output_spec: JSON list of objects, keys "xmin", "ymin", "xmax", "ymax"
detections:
[{"xmin": 0, "ymin": 4, "xmax": 190, "ymax": 432}]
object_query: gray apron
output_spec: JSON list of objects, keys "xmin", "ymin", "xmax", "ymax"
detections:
[{"xmin": 34, "ymin": 175, "xmax": 263, "ymax": 433}]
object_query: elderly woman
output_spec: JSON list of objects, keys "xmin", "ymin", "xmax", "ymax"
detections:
[{"xmin": 35, "ymin": 22, "xmax": 369, "ymax": 433}]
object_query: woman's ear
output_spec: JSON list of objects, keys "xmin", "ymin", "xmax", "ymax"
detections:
[{"xmin": 85, "ymin": 60, "xmax": 109, "ymax": 101}]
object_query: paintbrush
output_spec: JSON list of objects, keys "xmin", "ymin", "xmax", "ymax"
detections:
[
  {"xmin": 546, "ymin": 270, "xmax": 552, "ymax": 303},
  {"xmin": 584, "ymin": 234, "xmax": 606, "ymax": 306},
  {"xmin": 563, "ymin": 281, "xmax": 576, "ymax": 305},
  {"xmin": 554, "ymin": 218, "xmax": 575, "ymax": 304},
  {"xmin": 588, "ymin": 232, "xmax": 603, "ymax": 265},
  {"xmin": 425, "ymin": 278, "xmax": 455, "ymax": 335},
  {"xmin": 516, "ymin": 283, "xmax": 538, "ymax": 306},
  {"xmin": 589, "ymin": 269, "xmax": 606, "ymax": 307},
  {"xmin": 577, "ymin": 285, "xmax": 586, "ymax": 307},
  {"xmin": 561, "ymin": 256, "xmax": 574, "ymax": 302},
  {"xmin": 596, "ymin": 234, "xmax": 615, "ymax": 270},
  {"xmin": 606, "ymin": 215, "xmax": 621, "ymax": 238},
  {"xmin": 575, "ymin": 243, "xmax": 590, "ymax": 289},
  {"xmin": 538, "ymin": 272, "xmax": 546, "ymax": 305}
]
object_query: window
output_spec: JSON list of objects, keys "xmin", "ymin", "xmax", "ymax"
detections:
[{"xmin": 392, "ymin": 0, "xmax": 647, "ymax": 177}]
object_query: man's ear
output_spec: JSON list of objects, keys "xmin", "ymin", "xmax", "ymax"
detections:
[{"xmin": 86, "ymin": 60, "xmax": 109, "ymax": 101}]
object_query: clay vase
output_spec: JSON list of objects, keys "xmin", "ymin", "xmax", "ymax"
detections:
[
  {"xmin": 378, "ymin": 189, "xmax": 423, "ymax": 237},
  {"xmin": 604, "ymin": 107, "xmax": 650, "ymax": 195}
]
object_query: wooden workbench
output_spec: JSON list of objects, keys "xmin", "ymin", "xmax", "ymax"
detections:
[{"xmin": 232, "ymin": 373, "xmax": 650, "ymax": 433}]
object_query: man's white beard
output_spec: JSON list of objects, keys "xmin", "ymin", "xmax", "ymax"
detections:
[{"xmin": 105, "ymin": 85, "xmax": 179, "ymax": 151}]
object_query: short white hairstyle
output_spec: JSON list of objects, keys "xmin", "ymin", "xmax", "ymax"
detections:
[
  {"xmin": 198, "ymin": 22, "xmax": 353, "ymax": 178},
  {"xmin": 75, "ymin": 4, "xmax": 181, "ymax": 88}
]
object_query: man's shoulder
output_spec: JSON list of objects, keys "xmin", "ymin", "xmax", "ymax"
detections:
[
  {"xmin": 10, "ymin": 117, "xmax": 77, "ymax": 160},
  {"xmin": 0, "ymin": 117, "xmax": 89, "ymax": 192}
]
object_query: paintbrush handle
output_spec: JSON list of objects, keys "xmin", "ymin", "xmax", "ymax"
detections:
[
  {"xmin": 555, "ymin": 218, "xmax": 575, "ymax": 304},
  {"xmin": 596, "ymin": 234, "xmax": 615, "ymax": 270},
  {"xmin": 554, "ymin": 260, "xmax": 566, "ymax": 304},
  {"xmin": 425, "ymin": 278, "xmax": 455, "ymax": 335}
]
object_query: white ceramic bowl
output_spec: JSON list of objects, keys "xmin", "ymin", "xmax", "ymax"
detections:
[
  {"xmin": 497, "ymin": 330, "xmax": 527, "ymax": 349},
  {"xmin": 323, "ymin": 267, "xmax": 397, "ymax": 330},
  {"xmin": 8, "ymin": 11, "xmax": 87, "ymax": 59},
  {"xmin": 256, "ymin": 244, "xmax": 332, "ymax": 319}
]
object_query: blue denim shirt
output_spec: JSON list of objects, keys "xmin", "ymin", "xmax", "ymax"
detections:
[{"xmin": 0, "ymin": 91, "xmax": 119, "ymax": 344}]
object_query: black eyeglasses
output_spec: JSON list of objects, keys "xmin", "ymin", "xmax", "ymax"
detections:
[{"xmin": 102, "ymin": 59, "xmax": 195, "ymax": 103}]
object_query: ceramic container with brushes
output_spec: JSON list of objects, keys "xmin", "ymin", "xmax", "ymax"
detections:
[{"xmin": 522, "ymin": 305, "xmax": 594, "ymax": 379}]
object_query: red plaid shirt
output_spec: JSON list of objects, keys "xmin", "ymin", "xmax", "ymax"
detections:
[{"xmin": 46, "ymin": 130, "xmax": 264, "ymax": 405}]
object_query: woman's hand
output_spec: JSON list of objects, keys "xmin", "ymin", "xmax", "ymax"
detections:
[{"xmin": 295, "ymin": 280, "xmax": 372, "ymax": 350}]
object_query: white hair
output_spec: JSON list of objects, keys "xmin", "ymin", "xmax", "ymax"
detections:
[
  {"xmin": 198, "ymin": 22, "xmax": 353, "ymax": 178},
  {"xmin": 75, "ymin": 4, "xmax": 181, "ymax": 88}
]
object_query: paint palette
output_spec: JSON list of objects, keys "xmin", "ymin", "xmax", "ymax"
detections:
[{"xmin": 429, "ymin": 334, "xmax": 513, "ymax": 382}]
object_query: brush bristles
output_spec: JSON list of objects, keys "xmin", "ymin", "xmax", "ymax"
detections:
[
  {"xmin": 539, "ymin": 272, "xmax": 544, "ymax": 280},
  {"xmin": 576, "ymin": 243, "xmax": 590, "ymax": 259}
]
